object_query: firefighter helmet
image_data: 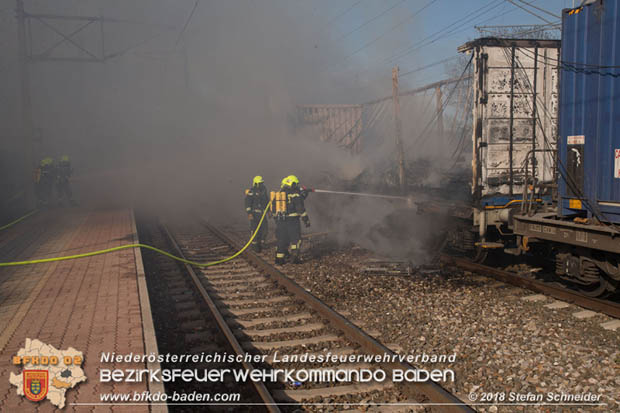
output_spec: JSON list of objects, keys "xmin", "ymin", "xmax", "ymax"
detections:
[
  {"xmin": 60, "ymin": 155, "xmax": 70, "ymax": 163},
  {"xmin": 281, "ymin": 175, "xmax": 300, "ymax": 188},
  {"xmin": 287, "ymin": 175, "xmax": 300, "ymax": 187},
  {"xmin": 253, "ymin": 175, "xmax": 264, "ymax": 186},
  {"xmin": 40, "ymin": 157, "xmax": 53, "ymax": 167}
]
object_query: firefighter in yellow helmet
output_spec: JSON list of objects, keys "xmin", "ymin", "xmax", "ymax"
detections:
[
  {"xmin": 35, "ymin": 157, "xmax": 55, "ymax": 206},
  {"xmin": 244, "ymin": 175, "xmax": 269, "ymax": 252},
  {"xmin": 56, "ymin": 155, "xmax": 75, "ymax": 206},
  {"xmin": 272, "ymin": 175, "xmax": 310, "ymax": 264}
]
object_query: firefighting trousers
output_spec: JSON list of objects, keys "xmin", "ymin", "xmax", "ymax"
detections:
[
  {"xmin": 36, "ymin": 177, "xmax": 53, "ymax": 204},
  {"xmin": 275, "ymin": 218, "xmax": 301, "ymax": 261},
  {"xmin": 56, "ymin": 180, "xmax": 73, "ymax": 202},
  {"xmin": 250, "ymin": 212, "xmax": 268, "ymax": 245}
]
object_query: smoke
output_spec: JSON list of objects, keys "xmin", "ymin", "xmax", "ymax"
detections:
[{"xmin": 0, "ymin": 0, "xmax": 462, "ymax": 261}]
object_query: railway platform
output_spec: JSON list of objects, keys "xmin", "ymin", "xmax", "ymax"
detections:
[{"xmin": 0, "ymin": 208, "xmax": 165, "ymax": 412}]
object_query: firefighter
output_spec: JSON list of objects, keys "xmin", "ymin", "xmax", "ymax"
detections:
[
  {"xmin": 35, "ymin": 157, "xmax": 55, "ymax": 206},
  {"xmin": 245, "ymin": 175, "xmax": 269, "ymax": 252},
  {"xmin": 56, "ymin": 155, "xmax": 75, "ymax": 206},
  {"xmin": 273, "ymin": 175, "xmax": 310, "ymax": 264}
]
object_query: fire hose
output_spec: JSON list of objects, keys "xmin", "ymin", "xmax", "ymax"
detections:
[
  {"xmin": 0, "ymin": 187, "xmax": 410, "ymax": 267},
  {"xmin": 0, "ymin": 204, "xmax": 270, "ymax": 268}
]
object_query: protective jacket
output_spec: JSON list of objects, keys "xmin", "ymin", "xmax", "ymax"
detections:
[
  {"xmin": 283, "ymin": 187, "xmax": 308, "ymax": 223},
  {"xmin": 245, "ymin": 183, "xmax": 269, "ymax": 214},
  {"xmin": 56, "ymin": 160, "xmax": 73, "ymax": 183}
]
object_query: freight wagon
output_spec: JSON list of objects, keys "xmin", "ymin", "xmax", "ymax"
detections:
[
  {"xmin": 512, "ymin": 0, "xmax": 620, "ymax": 296},
  {"xmin": 451, "ymin": 0, "xmax": 620, "ymax": 296},
  {"xmin": 449, "ymin": 38, "xmax": 561, "ymax": 262}
]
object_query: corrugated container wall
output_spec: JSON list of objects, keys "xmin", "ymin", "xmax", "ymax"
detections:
[
  {"xmin": 559, "ymin": 0, "xmax": 620, "ymax": 222},
  {"xmin": 459, "ymin": 38, "xmax": 560, "ymax": 205}
]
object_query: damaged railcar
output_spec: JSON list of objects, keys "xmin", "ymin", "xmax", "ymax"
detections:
[
  {"xmin": 451, "ymin": 0, "xmax": 620, "ymax": 297},
  {"xmin": 449, "ymin": 37, "xmax": 560, "ymax": 261}
]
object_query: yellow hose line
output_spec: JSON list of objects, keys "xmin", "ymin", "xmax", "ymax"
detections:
[
  {"xmin": 0, "ymin": 210, "xmax": 38, "ymax": 232},
  {"xmin": 0, "ymin": 205, "xmax": 269, "ymax": 268}
]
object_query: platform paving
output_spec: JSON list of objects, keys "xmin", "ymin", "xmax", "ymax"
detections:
[{"xmin": 0, "ymin": 208, "xmax": 165, "ymax": 412}]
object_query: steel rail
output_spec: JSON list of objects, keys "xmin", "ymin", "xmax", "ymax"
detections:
[
  {"xmin": 442, "ymin": 255, "xmax": 620, "ymax": 319},
  {"xmin": 203, "ymin": 220, "xmax": 474, "ymax": 413},
  {"xmin": 160, "ymin": 223, "xmax": 280, "ymax": 413}
]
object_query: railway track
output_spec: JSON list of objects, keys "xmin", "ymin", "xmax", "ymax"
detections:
[
  {"xmin": 441, "ymin": 255, "xmax": 620, "ymax": 320},
  {"xmin": 157, "ymin": 217, "xmax": 474, "ymax": 412}
]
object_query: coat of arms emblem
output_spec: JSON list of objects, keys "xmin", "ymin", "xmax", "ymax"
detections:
[{"xmin": 23, "ymin": 370, "xmax": 49, "ymax": 402}]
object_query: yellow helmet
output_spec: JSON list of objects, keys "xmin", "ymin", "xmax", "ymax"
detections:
[
  {"xmin": 281, "ymin": 175, "xmax": 300, "ymax": 188},
  {"xmin": 60, "ymin": 155, "xmax": 70, "ymax": 163},
  {"xmin": 252, "ymin": 175, "xmax": 264, "ymax": 186},
  {"xmin": 40, "ymin": 157, "xmax": 53, "ymax": 167},
  {"xmin": 288, "ymin": 175, "xmax": 299, "ymax": 186}
]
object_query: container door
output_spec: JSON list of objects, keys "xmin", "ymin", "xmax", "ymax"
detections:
[{"xmin": 566, "ymin": 135, "xmax": 585, "ymax": 197}]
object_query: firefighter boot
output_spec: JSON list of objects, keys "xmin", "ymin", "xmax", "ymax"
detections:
[
  {"xmin": 275, "ymin": 252, "xmax": 286, "ymax": 265},
  {"xmin": 290, "ymin": 249, "xmax": 301, "ymax": 264}
]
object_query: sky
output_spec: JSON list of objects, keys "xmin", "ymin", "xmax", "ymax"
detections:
[
  {"xmin": 315, "ymin": 0, "xmax": 574, "ymax": 89},
  {"xmin": 0, "ymin": 0, "xmax": 578, "ymax": 100}
]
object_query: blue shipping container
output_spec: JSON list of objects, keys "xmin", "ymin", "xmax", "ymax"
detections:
[{"xmin": 559, "ymin": 0, "xmax": 620, "ymax": 222}]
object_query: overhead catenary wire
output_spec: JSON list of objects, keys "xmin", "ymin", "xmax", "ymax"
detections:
[
  {"xmin": 518, "ymin": 46, "xmax": 620, "ymax": 78},
  {"xmin": 447, "ymin": 92, "xmax": 474, "ymax": 171},
  {"xmin": 326, "ymin": 0, "xmax": 439, "ymax": 72},
  {"xmin": 175, "ymin": 0, "xmax": 200, "ymax": 46},
  {"xmin": 517, "ymin": 47, "xmax": 620, "ymax": 69},
  {"xmin": 390, "ymin": 4, "xmax": 519, "ymax": 66},
  {"xmin": 106, "ymin": 29, "xmax": 171, "ymax": 60},
  {"xmin": 504, "ymin": 0, "xmax": 554, "ymax": 24},
  {"xmin": 337, "ymin": 0, "xmax": 406, "ymax": 41},
  {"xmin": 386, "ymin": 0, "xmax": 502, "ymax": 64},
  {"xmin": 405, "ymin": 53, "xmax": 473, "ymax": 150},
  {"xmin": 399, "ymin": 56, "xmax": 457, "ymax": 78},
  {"xmin": 325, "ymin": 0, "xmax": 365, "ymax": 27},
  {"xmin": 515, "ymin": 0, "xmax": 560, "ymax": 19}
]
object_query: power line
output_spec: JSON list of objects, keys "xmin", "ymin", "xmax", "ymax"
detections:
[
  {"xmin": 387, "ymin": 0, "xmax": 504, "ymax": 64},
  {"xmin": 176, "ymin": 0, "xmax": 200, "ymax": 46},
  {"xmin": 326, "ymin": 0, "xmax": 364, "ymax": 27},
  {"xmin": 518, "ymin": 46, "xmax": 620, "ymax": 77},
  {"xmin": 518, "ymin": 46, "xmax": 620, "ymax": 69},
  {"xmin": 505, "ymin": 0, "xmax": 554, "ymax": 24},
  {"xmin": 406, "ymin": 54, "xmax": 473, "ymax": 150},
  {"xmin": 399, "ymin": 56, "xmax": 457, "ymax": 78},
  {"xmin": 386, "ymin": 0, "xmax": 501, "ymax": 63},
  {"xmin": 338, "ymin": 0, "xmax": 406, "ymax": 41},
  {"xmin": 328, "ymin": 0, "xmax": 439, "ymax": 71},
  {"xmin": 516, "ymin": 0, "xmax": 560, "ymax": 19}
]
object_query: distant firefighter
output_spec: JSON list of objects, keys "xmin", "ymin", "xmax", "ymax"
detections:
[
  {"xmin": 34, "ymin": 157, "xmax": 54, "ymax": 206},
  {"xmin": 272, "ymin": 175, "xmax": 310, "ymax": 265},
  {"xmin": 245, "ymin": 175, "xmax": 269, "ymax": 252},
  {"xmin": 56, "ymin": 155, "xmax": 75, "ymax": 206}
]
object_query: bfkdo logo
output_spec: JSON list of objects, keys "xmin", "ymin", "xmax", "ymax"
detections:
[
  {"xmin": 23, "ymin": 370, "xmax": 49, "ymax": 402},
  {"xmin": 9, "ymin": 339, "xmax": 87, "ymax": 409}
]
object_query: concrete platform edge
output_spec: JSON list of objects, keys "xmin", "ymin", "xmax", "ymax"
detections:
[{"xmin": 131, "ymin": 210, "xmax": 168, "ymax": 413}]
